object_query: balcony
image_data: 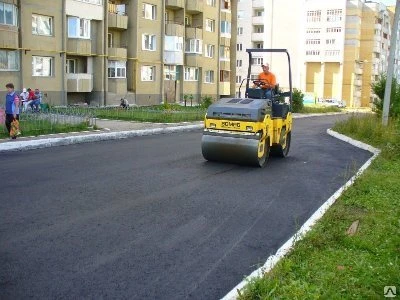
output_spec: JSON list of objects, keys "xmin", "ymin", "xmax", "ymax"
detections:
[
  {"xmin": 252, "ymin": 0, "xmax": 264, "ymax": 8},
  {"xmin": 185, "ymin": 27, "xmax": 203, "ymax": 39},
  {"xmin": 252, "ymin": 16, "xmax": 264, "ymax": 25},
  {"xmin": 220, "ymin": 11, "xmax": 231, "ymax": 22},
  {"xmin": 251, "ymin": 32, "xmax": 264, "ymax": 42},
  {"xmin": 165, "ymin": 22, "xmax": 185, "ymax": 36},
  {"xmin": 219, "ymin": 82, "xmax": 231, "ymax": 96},
  {"xmin": 66, "ymin": 0, "xmax": 103, "ymax": 20},
  {"xmin": 354, "ymin": 90, "xmax": 362, "ymax": 98},
  {"xmin": 354, "ymin": 67, "xmax": 363, "ymax": 75},
  {"xmin": 219, "ymin": 59, "xmax": 230, "ymax": 70},
  {"xmin": 186, "ymin": 0, "xmax": 203, "ymax": 13},
  {"xmin": 185, "ymin": 54, "xmax": 203, "ymax": 67},
  {"xmin": 0, "ymin": 26, "xmax": 18, "ymax": 48},
  {"xmin": 374, "ymin": 23, "xmax": 382, "ymax": 30},
  {"xmin": 220, "ymin": 36, "xmax": 230, "ymax": 47},
  {"xmin": 374, "ymin": 35, "xmax": 382, "ymax": 42},
  {"xmin": 164, "ymin": 51, "xmax": 184, "ymax": 65},
  {"xmin": 108, "ymin": 12, "xmax": 128, "ymax": 30},
  {"xmin": 373, "ymin": 45, "xmax": 381, "ymax": 53},
  {"xmin": 108, "ymin": 47, "xmax": 127, "ymax": 59},
  {"xmin": 108, "ymin": 78, "xmax": 127, "ymax": 94},
  {"xmin": 354, "ymin": 79, "xmax": 362, "ymax": 86},
  {"xmin": 67, "ymin": 73, "xmax": 93, "ymax": 93},
  {"xmin": 67, "ymin": 39, "xmax": 92, "ymax": 55},
  {"xmin": 166, "ymin": 0, "xmax": 184, "ymax": 9}
]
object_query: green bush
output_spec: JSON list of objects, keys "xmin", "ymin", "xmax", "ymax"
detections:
[
  {"xmin": 200, "ymin": 96, "xmax": 214, "ymax": 109},
  {"xmin": 371, "ymin": 74, "xmax": 400, "ymax": 117},
  {"xmin": 292, "ymin": 88, "xmax": 304, "ymax": 112}
]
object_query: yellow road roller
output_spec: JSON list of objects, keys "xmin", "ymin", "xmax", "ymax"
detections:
[{"xmin": 201, "ymin": 48, "xmax": 293, "ymax": 167}]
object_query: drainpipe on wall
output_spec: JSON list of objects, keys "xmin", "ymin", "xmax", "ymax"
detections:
[
  {"xmin": 61, "ymin": 0, "xmax": 66, "ymax": 106},
  {"xmin": 103, "ymin": 1, "xmax": 108, "ymax": 106},
  {"xmin": 161, "ymin": 0, "xmax": 166, "ymax": 104}
]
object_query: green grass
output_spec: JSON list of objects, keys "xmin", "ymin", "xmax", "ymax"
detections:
[
  {"xmin": 239, "ymin": 114, "xmax": 400, "ymax": 299},
  {"xmin": 0, "ymin": 119, "xmax": 92, "ymax": 139},
  {"xmin": 298, "ymin": 105, "xmax": 342, "ymax": 114}
]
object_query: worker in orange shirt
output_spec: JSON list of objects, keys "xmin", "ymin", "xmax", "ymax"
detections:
[{"xmin": 257, "ymin": 63, "xmax": 276, "ymax": 99}]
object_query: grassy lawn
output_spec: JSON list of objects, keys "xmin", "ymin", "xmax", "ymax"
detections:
[
  {"xmin": 0, "ymin": 119, "xmax": 92, "ymax": 139},
  {"xmin": 239, "ymin": 114, "xmax": 400, "ymax": 299},
  {"xmin": 298, "ymin": 105, "xmax": 342, "ymax": 114}
]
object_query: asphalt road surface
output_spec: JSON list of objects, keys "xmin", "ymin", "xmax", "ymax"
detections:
[{"xmin": 0, "ymin": 116, "xmax": 372, "ymax": 300}]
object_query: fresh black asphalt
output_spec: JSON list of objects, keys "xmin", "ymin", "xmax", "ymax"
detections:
[{"xmin": 0, "ymin": 115, "xmax": 372, "ymax": 300}]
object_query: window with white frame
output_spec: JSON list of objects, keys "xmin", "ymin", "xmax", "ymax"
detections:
[
  {"xmin": 254, "ymin": 25, "xmax": 264, "ymax": 33},
  {"xmin": 32, "ymin": 56, "xmax": 53, "ymax": 77},
  {"xmin": 108, "ymin": 61, "xmax": 126, "ymax": 78},
  {"xmin": 307, "ymin": 10, "xmax": 321, "ymax": 22},
  {"xmin": 184, "ymin": 67, "xmax": 199, "ymax": 81},
  {"xmin": 251, "ymin": 57, "xmax": 263, "ymax": 65},
  {"xmin": 254, "ymin": 42, "xmax": 263, "ymax": 49},
  {"xmin": 306, "ymin": 39, "xmax": 320, "ymax": 45},
  {"xmin": 164, "ymin": 65, "xmax": 176, "ymax": 80},
  {"xmin": 305, "ymin": 50, "xmax": 320, "ymax": 56},
  {"xmin": 204, "ymin": 70, "xmax": 214, "ymax": 83},
  {"xmin": 68, "ymin": 17, "xmax": 90, "ymax": 39},
  {"xmin": 236, "ymin": 59, "xmax": 242, "ymax": 67},
  {"xmin": 142, "ymin": 3, "xmax": 156, "ymax": 20},
  {"xmin": 205, "ymin": 44, "xmax": 215, "ymax": 58},
  {"xmin": 206, "ymin": 0, "xmax": 216, "ymax": 6},
  {"xmin": 219, "ymin": 46, "xmax": 230, "ymax": 61},
  {"xmin": 142, "ymin": 34, "xmax": 156, "ymax": 51},
  {"xmin": 165, "ymin": 36, "xmax": 183, "ymax": 51},
  {"xmin": 327, "ymin": 27, "xmax": 342, "ymax": 33},
  {"xmin": 141, "ymin": 65, "xmax": 155, "ymax": 81},
  {"xmin": 326, "ymin": 39, "xmax": 335, "ymax": 45},
  {"xmin": 236, "ymin": 75, "xmax": 242, "ymax": 84},
  {"xmin": 237, "ymin": 27, "xmax": 243, "ymax": 35},
  {"xmin": 220, "ymin": 21, "xmax": 231, "ymax": 36},
  {"xmin": 66, "ymin": 59, "xmax": 76, "ymax": 74},
  {"xmin": 327, "ymin": 9, "xmax": 342, "ymax": 22},
  {"xmin": 254, "ymin": 9, "xmax": 263, "ymax": 16},
  {"xmin": 32, "ymin": 14, "xmax": 53, "ymax": 36},
  {"xmin": 325, "ymin": 50, "xmax": 340, "ymax": 56},
  {"xmin": 306, "ymin": 28, "xmax": 321, "ymax": 34},
  {"xmin": 0, "ymin": 50, "xmax": 19, "ymax": 71},
  {"xmin": 185, "ymin": 39, "xmax": 202, "ymax": 54},
  {"xmin": 205, "ymin": 18, "xmax": 215, "ymax": 32},
  {"xmin": 0, "ymin": 2, "xmax": 18, "ymax": 26},
  {"xmin": 236, "ymin": 43, "xmax": 243, "ymax": 51}
]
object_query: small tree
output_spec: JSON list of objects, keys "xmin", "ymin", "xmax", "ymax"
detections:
[
  {"xmin": 200, "ymin": 96, "xmax": 213, "ymax": 109},
  {"xmin": 371, "ymin": 74, "xmax": 400, "ymax": 117},
  {"xmin": 292, "ymin": 88, "xmax": 304, "ymax": 113}
]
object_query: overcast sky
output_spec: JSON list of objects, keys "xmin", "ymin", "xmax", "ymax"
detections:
[{"xmin": 380, "ymin": 0, "xmax": 396, "ymax": 6}]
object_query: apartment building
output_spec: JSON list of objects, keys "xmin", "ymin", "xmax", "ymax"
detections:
[
  {"xmin": 0, "ymin": 0, "xmax": 237, "ymax": 106},
  {"xmin": 235, "ymin": 0, "xmax": 305, "ymax": 97}
]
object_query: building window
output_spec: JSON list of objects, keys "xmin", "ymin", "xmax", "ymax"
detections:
[
  {"xmin": 165, "ymin": 36, "xmax": 183, "ymax": 51},
  {"xmin": 206, "ymin": 0, "xmax": 216, "ymax": 7},
  {"xmin": 219, "ymin": 46, "xmax": 230, "ymax": 61},
  {"xmin": 251, "ymin": 57, "xmax": 263, "ymax": 65},
  {"xmin": 32, "ymin": 56, "xmax": 53, "ymax": 77},
  {"xmin": 142, "ymin": 3, "xmax": 156, "ymax": 20},
  {"xmin": 205, "ymin": 19, "xmax": 215, "ymax": 32},
  {"xmin": 383, "ymin": 32, "xmax": 388, "ymax": 39},
  {"xmin": 254, "ymin": 42, "xmax": 263, "ymax": 49},
  {"xmin": 222, "ymin": 0, "xmax": 230, "ymax": 10},
  {"xmin": 306, "ymin": 28, "xmax": 321, "ymax": 34},
  {"xmin": 305, "ymin": 50, "xmax": 320, "ymax": 56},
  {"xmin": 306, "ymin": 39, "xmax": 321, "ymax": 45},
  {"xmin": 108, "ymin": 33, "xmax": 113, "ymax": 47},
  {"xmin": 32, "ymin": 14, "xmax": 53, "ymax": 36},
  {"xmin": 254, "ymin": 9, "xmax": 263, "ymax": 17},
  {"xmin": 236, "ymin": 59, "xmax": 242, "ymax": 67},
  {"xmin": 326, "ymin": 39, "xmax": 335, "ymax": 45},
  {"xmin": 327, "ymin": 27, "xmax": 341, "ymax": 33},
  {"xmin": 307, "ymin": 10, "xmax": 321, "ymax": 22},
  {"xmin": 325, "ymin": 50, "xmax": 340, "ymax": 56},
  {"xmin": 185, "ymin": 39, "xmax": 202, "ymax": 54},
  {"xmin": 0, "ymin": 2, "xmax": 18, "ymax": 26},
  {"xmin": 164, "ymin": 65, "xmax": 176, "ymax": 80},
  {"xmin": 254, "ymin": 25, "xmax": 264, "ymax": 33},
  {"xmin": 66, "ymin": 59, "xmax": 76, "ymax": 74},
  {"xmin": 185, "ymin": 16, "xmax": 191, "ymax": 26},
  {"xmin": 141, "ymin": 65, "xmax": 155, "ymax": 81},
  {"xmin": 205, "ymin": 44, "xmax": 215, "ymax": 58},
  {"xmin": 220, "ymin": 70, "xmax": 230, "ymax": 82},
  {"xmin": 237, "ymin": 43, "xmax": 243, "ymax": 51},
  {"xmin": 142, "ymin": 34, "xmax": 156, "ymax": 51},
  {"xmin": 184, "ymin": 67, "xmax": 199, "ymax": 81},
  {"xmin": 327, "ymin": 9, "xmax": 342, "ymax": 22},
  {"xmin": 236, "ymin": 75, "xmax": 242, "ymax": 84},
  {"xmin": 237, "ymin": 10, "xmax": 244, "ymax": 19},
  {"xmin": 74, "ymin": 0, "xmax": 102, "ymax": 5},
  {"xmin": 238, "ymin": 27, "xmax": 243, "ymax": 35},
  {"xmin": 108, "ymin": 61, "xmax": 126, "ymax": 78},
  {"xmin": 220, "ymin": 21, "xmax": 231, "ymax": 37},
  {"xmin": 0, "ymin": 50, "xmax": 19, "ymax": 71},
  {"xmin": 68, "ymin": 17, "xmax": 90, "ymax": 39},
  {"xmin": 205, "ymin": 70, "xmax": 214, "ymax": 83}
]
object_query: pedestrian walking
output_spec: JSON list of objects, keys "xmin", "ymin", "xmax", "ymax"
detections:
[{"xmin": 4, "ymin": 83, "xmax": 20, "ymax": 139}]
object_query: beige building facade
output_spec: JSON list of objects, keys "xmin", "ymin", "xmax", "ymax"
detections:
[{"xmin": 0, "ymin": 0, "xmax": 237, "ymax": 106}]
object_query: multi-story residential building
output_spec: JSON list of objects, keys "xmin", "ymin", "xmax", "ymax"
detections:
[{"xmin": 0, "ymin": 0, "xmax": 237, "ymax": 106}]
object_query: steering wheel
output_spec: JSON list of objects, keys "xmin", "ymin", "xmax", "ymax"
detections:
[{"xmin": 253, "ymin": 80, "xmax": 266, "ymax": 87}]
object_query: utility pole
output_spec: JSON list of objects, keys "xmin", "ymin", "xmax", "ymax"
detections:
[{"xmin": 382, "ymin": 0, "xmax": 400, "ymax": 126}]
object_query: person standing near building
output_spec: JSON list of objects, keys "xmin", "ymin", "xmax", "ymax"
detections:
[
  {"xmin": 4, "ymin": 83, "xmax": 20, "ymax": 139},
  {"xmin": 20, "ymin": 88, "xmax": 29, "ymax": 112}
]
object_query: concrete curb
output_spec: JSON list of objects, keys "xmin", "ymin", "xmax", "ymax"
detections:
[
  {"xmin": 0, "ymin": 112, "xmax": 348, "ymax": 153},
  {"xmin": 221, "ymin": 129, "xmax": 380, "ymax": 300}
]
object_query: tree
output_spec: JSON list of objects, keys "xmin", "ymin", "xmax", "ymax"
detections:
[
  {"xmin": 292, "ymin": 88, "xmax": 304, "ymax": 113},
  {"xmin": 371, "ymin": 75, "xmax": 400, "ymax": 117}
]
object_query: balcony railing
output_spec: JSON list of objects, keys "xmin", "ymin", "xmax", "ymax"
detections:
[
  {"xmin": 67, "ymin": 73, "xmax": 93, "ymax": 93},
  {"xmin": 108, "ymin": 3, "xmax": 127, "ymax": 15}
]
